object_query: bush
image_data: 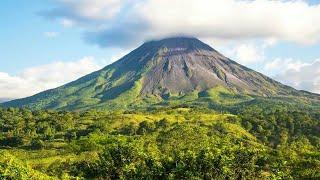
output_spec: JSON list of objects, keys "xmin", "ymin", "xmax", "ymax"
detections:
[
  {"xmin": 30, "ymin": 139, "xmax": 44, "ymax": 150},
  {"xmin": 156, "ymin": 118, "xmax": 170, "ymax": 129},
  {"xmin": 137, "ymin": 121, "xmax": 155, "ymax": 135},
  {"xmin": 0, "ymin": 136, "xmax": 24, "ymax": 147},
  {"xmin": 118, "ymin": 122, "xmax": 138, "ymax": 135},
  {"xmin": 65, "ymin": 131, "xmax": 77, "ymax": 142}
]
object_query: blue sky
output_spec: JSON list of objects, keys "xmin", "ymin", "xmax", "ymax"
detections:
[
  {"xmin": 0, "ymin": 1, "xmax": 110, "ymax": 73},
  {"xmin": 0, "ymin": 0, "xmax": 320, "ymax": 100}
]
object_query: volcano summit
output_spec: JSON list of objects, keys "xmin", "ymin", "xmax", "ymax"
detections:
[{"xmin": 3, "ymin": 37, "xmax": 319, "ymax": 110}]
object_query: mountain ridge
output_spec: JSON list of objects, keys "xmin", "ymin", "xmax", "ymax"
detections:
[{"xmin": 2, "ymin": 37, "xmax": 319, "ymax": 110}]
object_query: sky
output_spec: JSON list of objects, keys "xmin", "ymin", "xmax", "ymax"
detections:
[{"xmin": 1, "ymin": 0, "xmax": 320, "ymax": 101}]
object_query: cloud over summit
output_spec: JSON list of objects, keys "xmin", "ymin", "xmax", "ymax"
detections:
[{"xmin": 43, "ymin": 0, "xmax": 320, "ymax": 48}]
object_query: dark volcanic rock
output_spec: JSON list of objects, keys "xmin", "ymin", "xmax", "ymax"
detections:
[{"xmin": 139, "ymin": 37, "xmax": 290, "ymax": 96}]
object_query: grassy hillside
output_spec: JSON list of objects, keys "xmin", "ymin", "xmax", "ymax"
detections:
[{"xmin": 0, "ymin": 106, "xmax": 319, "ymax": 179}]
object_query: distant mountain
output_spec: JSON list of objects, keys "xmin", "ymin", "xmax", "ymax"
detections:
[
  {"xmin": 2, "ymin": 37, "xmax": 319, "ymax": 110},
  {"xmin": 0, "ymin": 98, "xmax": 11, "ymax": 103}
]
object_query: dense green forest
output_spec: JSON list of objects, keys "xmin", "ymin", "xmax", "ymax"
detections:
[{"xmin": 0, "ymin": 104, "xmax": 319, "ymax": 179}]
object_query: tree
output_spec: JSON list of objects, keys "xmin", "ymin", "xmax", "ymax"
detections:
[
  {"xmin": 137, "ymin": 121, "xmax": 155, "ymax": 135},
  {"xmin": 256, "ymin": 125, "xmax": 264, "ymax": 133},
  {"xmin": 119, "ymin": 122, "xmax": 138, "ymax": 135},
  {"xmin": 0, "ymin": 136, "xmax": 24, "ymax": 147},
  {"xmin": 30, "ymin": 139, "xmax": 44, "ymax": 150},
  {"xmin": 156, "ymin": 118, "xmax": 170, "ymax": 129},
  {"xmin": 243, "ymin": 121, "xmax": 253, "ymax": 131},
  {"xmin": 65, "ymin": 131, "xmax": 77, "ymax": 142}
]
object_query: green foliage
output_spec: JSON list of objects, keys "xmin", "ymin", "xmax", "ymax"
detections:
[
  {"xmin": 137, "ymin": 121, "xmax": 156, "ymax": 135},
  {"xmin": 239, "ymin": 106, "xmax": 320, "ymax": 148},
  {"xmin": 30, "ymin": 139, "xmax": 44, "ymax": 150},
  {"xmin": 0, "ymin": 107, "xmax": 319, "ymax": 179},
  {"xmin": 0, "ymin": 150, "xmax": 54, "ymax": 179},
  {"xmin": 0, "ymin": 136, "xmax": 24, "ymax": 147}
]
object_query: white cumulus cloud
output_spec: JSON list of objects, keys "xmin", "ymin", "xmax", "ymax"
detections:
[
  {"xmin": 265, "ymin": 59, "xmax": 320, "ymax": 94},
  {"xmin": 231, "ymin": 44, "xmax": 265, "ymax": 65},
  {"xmin": 42, "ymin": 0, "xmax": 320, "ymax": 48},
  {"xmin": 60, "ymin": 18, "xmax": 75, "ymax": 27},
  {"xmin": 218, "ymin": 39, "xmax": 276, "ymax": 65},
  {"xmin": 264, "ymin": 58, "xmax": 308, "ymax": 73},
  {"xmin": 44, "ymin": 31, "xmax": 59, "ymax": 38},
  {"xmin": 0, "ymin": 57, "xmax": 101, "ymax": 101}
]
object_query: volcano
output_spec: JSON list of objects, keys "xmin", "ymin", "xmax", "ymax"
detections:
[{"xmin": 3, "ymin": 37, "xmax": 319, "ymax": 110}]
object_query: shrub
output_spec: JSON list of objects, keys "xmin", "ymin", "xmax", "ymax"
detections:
[
  {"xmin": 137, "ymin": 121, "xmax": 155, "ymax": 135},
  {"xmin": 0, "ymin": 136, "xmax": 24, "ymax": 147},
  {"xmin": 30, "ymin": 139, "xmax": 44, "ymax": 150}
]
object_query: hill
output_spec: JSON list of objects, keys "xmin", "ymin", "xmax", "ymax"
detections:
[{"xmin": 0, "ymin": 107, "xmax": 319, "ymax": 179}]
